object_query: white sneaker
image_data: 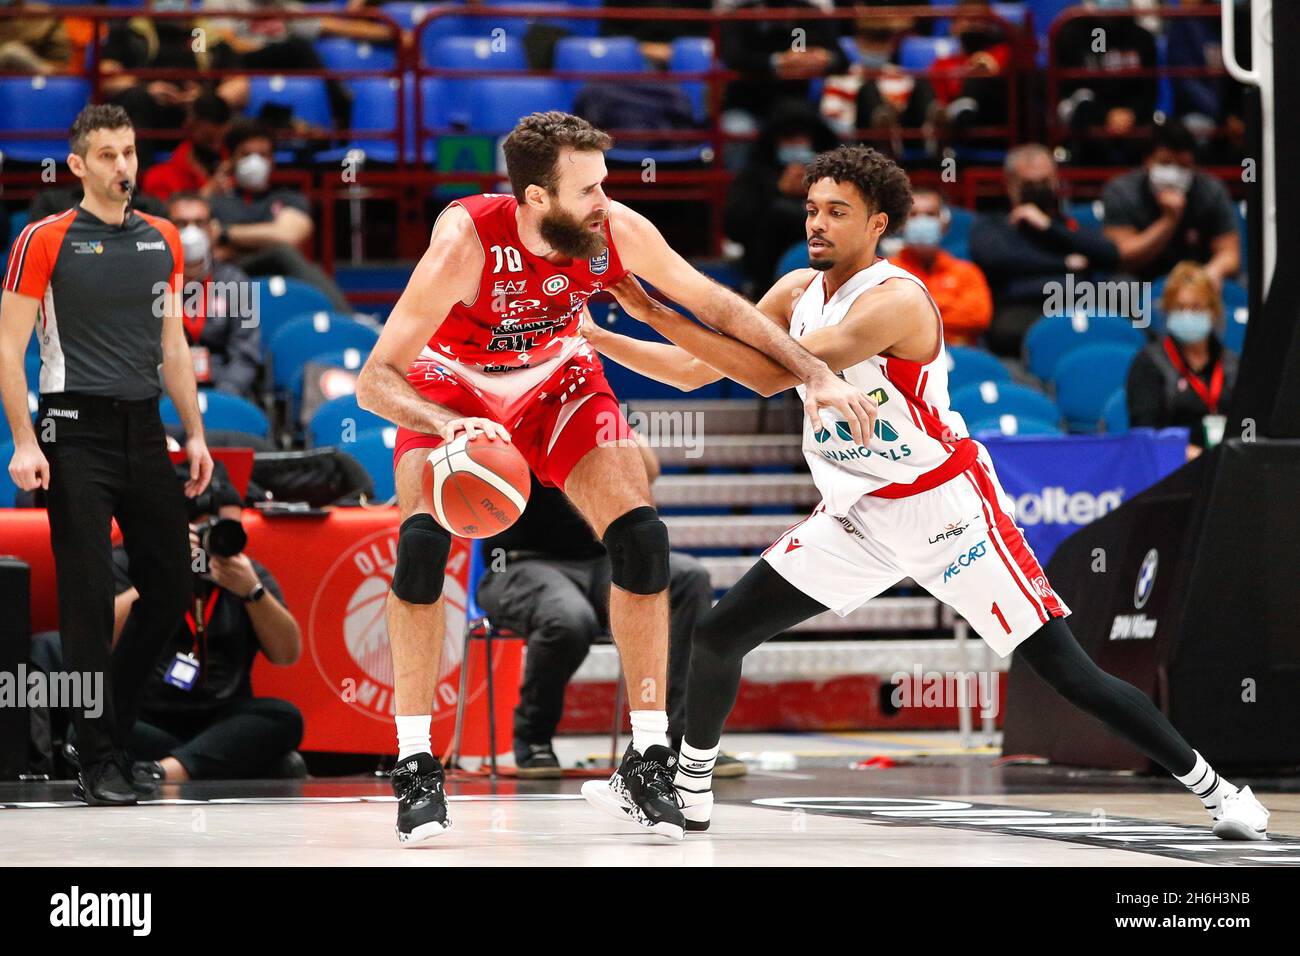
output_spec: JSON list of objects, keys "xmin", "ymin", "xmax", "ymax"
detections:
[
  {"xmin": 1212, "ymin": 786, "xmax": 1269, "ymax": 841},
  {"xmin": 678, "ymin": 787, "xmax": 713, "ymax": 832}
]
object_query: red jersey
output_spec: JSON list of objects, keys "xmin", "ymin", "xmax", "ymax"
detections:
[{"xmin": 424, "ymin": 192, "xmax": 628, "ymax": 371}]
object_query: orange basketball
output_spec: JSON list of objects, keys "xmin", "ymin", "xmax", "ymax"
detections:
[{"xmin": 423, "ymin": 432, "xmax": 531, "ymax": 539}]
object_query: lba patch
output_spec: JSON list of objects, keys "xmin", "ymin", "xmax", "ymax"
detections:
[{"xmin": 588, "ymin": 248, "xmax": 609, "ymax": 275}]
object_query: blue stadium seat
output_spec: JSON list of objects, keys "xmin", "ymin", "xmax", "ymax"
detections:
[
  {"xmin": 460, "ymin": 77, "xmax": 572, "ymax": 133},
  {"xmin": 381, "ymin": 2, "xmax": 471, "ymax": 33},
  {"xmin": 0, "ymin": 391, "xmax": 39, "ymax": 446},
  {"xmin": 1221, "ymin": 279, "xmax": 1249, "ymax": 353},
  {"xmin": 160, "ymin": 390, "xmax": 271, "ymax": 437},
  {"xmin": 341, "ymin": 425, "xmax": 399, "ymax": 501},
  {"xmin": 1024, "ymin": 313, "xmax": 1146, "ymax": 383},
  {"xmin": 423, "ymin": 34, "xmax": 528, "ymax": 71},
  {"xmin": 1101, "ymin": 387, "xmax": 1129, "ymax": 434},
  {"xmin": 345, "ymin": 78, "xmax": 405, "ymax": 163},
  {"xmin": 0, "ymin": 441, "xmax": 17, "ymax": 507},
  {"xmin": 0, "ymin": 77, "xmax": 92, "ymax": 164},
  {"xmin": 257, "ymin": 277, "xmax": 337, "ymax": 344},
  {"xmin": 480, "ymin": 0, "xmax": 601, "ymax": 38},
  {"xmin": 309, "ymin": 393, "xmax": 390, "ymax": 448},
  {"xmin": 246, "ymin": 76, "xmax": 334, "ymax": 129},
  {"xmin": 1067, "ymin": 200, "xmax": 1105, "ymax": 231},
  {"xmin": 897, "ymin": 36, "xmax": 960, "ymax": 72},
  {"xmin": 287, "ymin": 346, "xmax": 371, "ymax": 417},
  {"xmin": 951, "ymin": 381, "xmax": 1059, "ymax": 425},
  {"xmin": 945, "ymin": 346, "xmax": 1010, "ymax": 392},
  {"xmin": 316, "ymin": 37, "xmax": 398, "ymax": 71},
  {"xmin": 940, "ymin": 205, "xmax": 973, "ymax": 261},
  {"xmin": 1054, "ymin": 344, "xmax": 1141, "ymax": 432},
  {"xmin": 554, "ymin": 36, "xmax": 646, "ymax": 74},
  {"xmin": 269, "ymin": 313, "xmax": 380, "ymax": 391},
  {"xmin": 775, "ymin": 240, "xmax": 809, "ymax": 278},
  {"xmin": 968, "ymin": 414, "xmax": 1062, "ymax": 437},
  {"xmin": 670, "ymin": 37, "xmax": 714, "ymax": 123}
]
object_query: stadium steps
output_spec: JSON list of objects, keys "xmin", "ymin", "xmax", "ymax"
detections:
[
  {"xmin": 655, "ymin": 434, "xmax": 804, "ymax": 468},
  {"xmin": 625, "ymin": 397, "xmax": 802, "ymax": 435},
  {"xmin": 662, "ymin": 514, "xmax": 806, "ymax": 549},
  {"xmin": 653, "ymin": 473, "xmax": 819, "ymax": 507}
]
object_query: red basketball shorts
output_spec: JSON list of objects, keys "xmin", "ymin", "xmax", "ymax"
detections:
[{"xmin": 392, "ymin": 350, "xmax": 630, "ymax": 490}]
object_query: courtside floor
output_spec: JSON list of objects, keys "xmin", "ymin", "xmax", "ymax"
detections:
[{"xmin": 2, "ymin": 733, "xmax": 1296, "ymax": 866}]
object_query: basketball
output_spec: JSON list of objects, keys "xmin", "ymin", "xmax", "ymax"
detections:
[{"xmin": 423, "ymin": 432, "xmax": 531, "ymax": 538}]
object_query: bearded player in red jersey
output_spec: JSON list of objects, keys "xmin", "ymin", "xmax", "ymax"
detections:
[{"xmin": 355, "ymin": 112, "xmax": 877, "ymax": 843}]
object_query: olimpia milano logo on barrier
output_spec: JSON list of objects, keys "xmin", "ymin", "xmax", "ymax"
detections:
[{"xmin": 308, "ymin": 527, "xmax": 474, "ymax": 721}]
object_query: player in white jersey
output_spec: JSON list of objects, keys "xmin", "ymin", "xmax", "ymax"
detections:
[{"xmin": 580, "ymin": 145, "xmax": 1269, "ymax": 841}]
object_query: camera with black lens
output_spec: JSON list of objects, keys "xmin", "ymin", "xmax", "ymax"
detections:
[{"xmin": 181, "ymin": 469, "xmax": 247, "ymax": 560}]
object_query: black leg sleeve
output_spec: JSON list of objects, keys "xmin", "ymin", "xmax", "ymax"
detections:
[
  {"xmin": 684, "ymin": 558, "xmax": 827, "ymax": 751},
  {"xmin": 1015, "ymin": 617, "xmax": 1196, "ymax": 776}
]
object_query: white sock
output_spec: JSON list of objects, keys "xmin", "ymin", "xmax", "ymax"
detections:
[
  {"xmin": 396, "ymin": 714, "xmax": 431, "ymax": 761},
  {"xmin": 629, "ymin": 710, "xmax": 669, "ymax": 755},
  {"xmin": 674, "ymin": 740, "xmax": 719, "ymax": 793},
  {"xmin": 1174, "ymin": 750, "xmax": 1236, "ymax": 816}
]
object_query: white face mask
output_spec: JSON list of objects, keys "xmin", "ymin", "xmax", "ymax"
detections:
[
  {"xmin": 234, "ymin": 152, "xmax": 271, "ymax": 192},
  {"xmin": 1149, "ymin": 163, "xmax": 1193, "ymax": 194},
  {"xmin": 179, "ymin": 223, "xmax": 211, "ymax": 270}
]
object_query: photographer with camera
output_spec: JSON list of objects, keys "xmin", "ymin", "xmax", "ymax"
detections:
[{"xmin": 124, "ymin": 469, "xmax": 305, "ymax": 782}]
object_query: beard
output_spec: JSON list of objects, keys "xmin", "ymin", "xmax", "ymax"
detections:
[
  {"xmin": 808, "ymin": 256, "xmax": 835, "ymax": 271},
  {"xmin": 539, "ymin": 204, "xmax": 608, "ymax": 259}
]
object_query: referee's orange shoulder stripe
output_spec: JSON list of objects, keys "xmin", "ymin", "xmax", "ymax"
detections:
[{"xmin": 4, "ymin": 208, "xmax": 76, "ymax": 292}]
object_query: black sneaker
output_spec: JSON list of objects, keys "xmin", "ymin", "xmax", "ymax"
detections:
[
  {"xmin": 73, "ymin": 759, "xmax": 138, "ymax": 807},
  {"xmin": 581, "ymin": 744, "xmax": 685, "ymax": 840},
  {"xmin": 390, "ymin": 752, "xmax": 451, "ymax": 844},
  {"xmin": 713, "ymin": 753, "xmax": 748, "ymax": 779},
  {"xmin": 514, "ymin": 743, "xmax": 562, "ymax": 779}
]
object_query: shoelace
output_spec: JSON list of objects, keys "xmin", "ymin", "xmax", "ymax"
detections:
[
  {"xmin": 395, "ymin": 765, "xmax": 443, "ymax": 803},
  {"xmin": 631, "ymin": 756, "xmax": 684, "ymax": 808}
]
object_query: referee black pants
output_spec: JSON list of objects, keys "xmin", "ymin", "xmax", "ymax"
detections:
[{"xmin": 37, "ymin": 392, "xmax": 192, "ymax": 770}]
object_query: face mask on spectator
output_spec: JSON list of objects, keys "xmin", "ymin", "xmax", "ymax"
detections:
[
  {"xmin": 1019, "ymin": 181, "xmax": 1059, "ymax": 216},
  {"xmin": 235, "ymin": 152, "xmax": 271, "ymax": 192},
  {"xmin": 1149, "ymin": 163, "xmax": 1193, "ymax": 194},
  {"xmin": 903, "ymin": 214, "xmax": 943, "ymax": 249},
  {"xmin": 1167, "ymin": 309, "xmax": 1213, "ymax": 344},
  {"xmin": 180, "ymin": 224, "xmax": 212, "ymax": 270},
  {"xmin": 152, "ymin": 0, "xmax": 188, "ymax": 11},
  {"xmin": 776, "ymin": 143, "xmax": 816, "ymax": 167},
  {"xmin": 1092, "ymin": 0, "xmax": 1131, "ymax": 9}
]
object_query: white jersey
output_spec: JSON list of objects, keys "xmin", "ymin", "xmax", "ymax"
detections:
[{"xmin": 791, "ymin": 258, "xmax": 972, "ymax": 516}]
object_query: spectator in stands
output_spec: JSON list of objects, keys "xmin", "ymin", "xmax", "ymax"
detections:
[
  {"xmin": 0, "ymin": 0, "xmax": 71, "ymax": 75},
  {"xmin": 820, "ymin": 8, "xmax": 938, "ymax": 154},
  {"xmin": 930, "ymin": 1, "xmax": 1011, "ymax": 139},
  {"xmin": 1166, "ymin": 0, "xmax": 1243, "ymax": 156},
  {"xmin": 599, "ymin": 0, "xmax": 711, "ymax": 67},
  {"xmin": 142, "ymin": 91, "xmax": 233, "ymax": 202},
  {"xmin": 475, "ymin": 434, "xmax": 740, "ymax": 778},
  {"xmin": 1127, "ymin": 261, "xmax": 1238, "ymax": 456},
  {"xmin": 167, "ymin": 192, "xmax": 262, "ymax": 400},
  {"xmin": 99, "ymin": 0, "xmax": 213, "ymax": 167},
  {"xmin": 718, "ymin": 0, "xmax": 849, "ymax": 133},
  {"xmin": 32, "ymin": 470, "xmax": 305, "ymax": 781},
  {"xmin": 202, "ymin": 0, "xmax": 354, "ymax": 134},
  {"xmin": 894, "ymin": 187, "xmax": 992, "ymax": 347},
  {"xmin": 969, "ymin": 144, "xmax": 1120, "ymax": 356},
  {"xmin": 209, "ymin": 119, "xmax": 351, "ymax": 312},
  {"xmin": 1053, "ymin": 0, "xmax": 1158, "ymax": 165},
  {"xmin": 725, "ymin": 99, "xmax": 839, "ymax": 294},
  {"xmin": 1102, "ymin": 121, "xmax": 1241, "ymax": 285}
]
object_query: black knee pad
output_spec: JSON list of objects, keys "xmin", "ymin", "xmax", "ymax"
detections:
[
  {"xmin": 602, "ymin": 506, "xmax": 670, "ymax": 595},
  {"xmin": 391, "ymin": 513, "xmax": 452, "ymax": 604}
]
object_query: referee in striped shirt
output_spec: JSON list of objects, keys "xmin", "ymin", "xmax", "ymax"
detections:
[{"xmin": 0, "ymin": 105, "xmax": 214, "ymax": 805}]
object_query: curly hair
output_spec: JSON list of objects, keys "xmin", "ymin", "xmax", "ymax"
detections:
[
  {"xmin": 502, "ymin": 112, "xmax": 613, "ymax": 202},
  {"xmin": 69, "ymin": 104, "xmax": 133, "ymax": 157},
  {"xmin": 802, "ymin": 145, "xmax": 914, "ymax": 235}
]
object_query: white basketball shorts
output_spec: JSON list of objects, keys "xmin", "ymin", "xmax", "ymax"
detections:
[{"xmin": 762, "ymin": 443, "xmax": 1070, "ymax": 658}]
